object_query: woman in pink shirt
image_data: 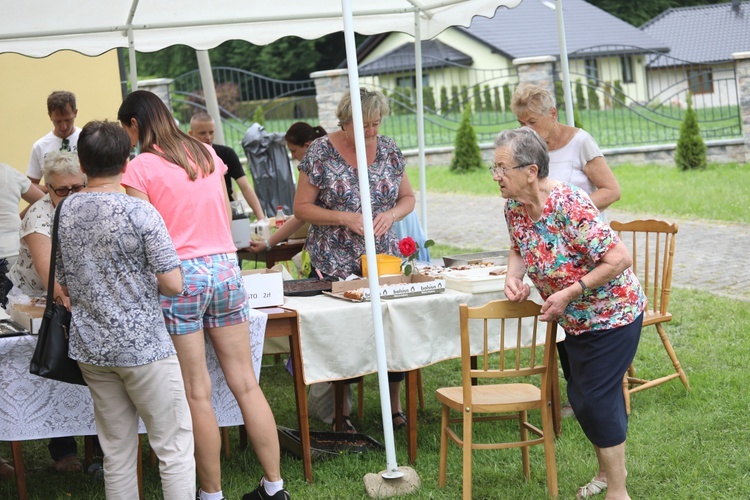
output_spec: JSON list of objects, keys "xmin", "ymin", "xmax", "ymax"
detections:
[{"xmin": 119, "ymin": 91, "xmax": 289, "ymax": 500}]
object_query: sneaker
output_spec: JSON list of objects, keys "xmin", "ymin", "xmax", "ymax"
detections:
[
  {"xmin": 242, "ymin": 480, "xmax": 290, "ymax": 500},
  {"xmin": 561, "ymin": 402, "xmax": 576, "ymax": 419}
]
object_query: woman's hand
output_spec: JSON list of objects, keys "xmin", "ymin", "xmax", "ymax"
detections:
[
  {"xmin": 504, "ymin": 276, "xmax": 530, "ymax": 302},
  {"xmin": 372, "ymin": 211, "xmax": 395, "ymax": 237},
  {"xmin": 539, "ymin": 290, "xmax": 572, "ymax": 322},
  {"xmin": 247, "ymin": 240, "xmax": 266, "ymax": 253},
  {"xmin": 342, "ymin": 211, "xmax": 365, "ymax": 236}
]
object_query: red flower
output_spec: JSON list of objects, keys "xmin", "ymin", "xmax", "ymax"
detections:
[{"xmin": 398, "ymin": 237, "xmax": 418, "ymax": 258}]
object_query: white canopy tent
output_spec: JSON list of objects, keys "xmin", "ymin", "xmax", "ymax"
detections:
[{"xmin": 2, "ymin": 0, "xmax": 576, "ymax": 479}]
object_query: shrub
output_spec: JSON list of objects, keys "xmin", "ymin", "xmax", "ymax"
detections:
[
  {"xmin": 587, "ymin": 80, "xmax": 601, "ymax": 111},
  {"xmin": 575, "ymin": 79, "xmax": 587, "ymax": 110},
  {"xmin": 603, "ymin": 81, "xmax": 613, "ymax": 109},
  {"xmin": 613, "ymin": 80, "xmax": 625, "ymax": 109},
  {"xmin": 423, "ymin": 86, "xmax": 437, "ymax": 112},
  {"xmin": 450, "ymin": 85, "xmax": 461, "ymax": 113},
  {"xmin": 483, "ymin": 85, "xmax": 492, "ymax": 113},
  {"xmin": 494, "ymin": 87, "xmax": 502, "ymax": 112},
  {"xmin": 439, "ymin": 86, "xmax": 449, "ymax": 115},
  {"xmin": 472, "ymin": 84, "xmax": 482, "ymax": 113},
  {"xmin": 450, "ymin": 107, "xmax": 483, "ymax": 173},
  {"xmin": 674, "ymin": 94, "xmax": 707, "ymax": 171},
  {"xmin": 503, "ymin": 84, "xmax": 512, "ymax": 111},
  {"xmin": 252, "ymin": 105, "xmax": 265, "ymax": 126}
]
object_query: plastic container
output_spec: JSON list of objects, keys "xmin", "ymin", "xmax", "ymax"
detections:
[
  {"xmin": 441, "ymin": 266, "xmax": 508, "ymax": 293},
  {"xmin": 360, "ymin": 254, "xmax": 403, "ymax": 277}
]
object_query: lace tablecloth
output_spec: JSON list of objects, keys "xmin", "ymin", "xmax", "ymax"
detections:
[{"xmin": 0, "ymin": 308, "xmax": 267, "ymax": 442}]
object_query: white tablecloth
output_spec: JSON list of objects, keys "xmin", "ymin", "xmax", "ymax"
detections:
[
  {"xmin": 0, "ymin": 309, "xmax": 267, "ymax": 442},
  {"xmin": 283, "ymin": 287, "xmax": 561, "ymax": 385}
]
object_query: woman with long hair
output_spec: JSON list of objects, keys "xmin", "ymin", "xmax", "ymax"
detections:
[{"xmin": 118, "ymin": 90, "xmax": 289, "ymax": 500}]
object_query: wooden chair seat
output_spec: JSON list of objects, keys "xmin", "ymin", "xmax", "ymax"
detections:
[
  {"xmin": 611, "ymin": 219, "xmax": 689, "ymax": 414},
  {"xmin": 436, "ymin": 300, "xmax": 558, "ymax": 499}
]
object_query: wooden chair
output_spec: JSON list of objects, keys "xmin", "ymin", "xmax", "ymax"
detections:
[
  {"xmin": 436, "ymin": 300, "xmax": 558, "ymax": 499},
  {"xmin": 610, "ymin": 219, "xmax": 690, "ymax": 414}
]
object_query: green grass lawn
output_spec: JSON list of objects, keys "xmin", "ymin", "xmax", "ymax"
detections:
[
  {"xmin": 406, "ymin": 161, "xmax": 750, "ymax": 224},
  {"xmin": 3, "ymin": 288, "xmax": 748, "ymax": 498}
]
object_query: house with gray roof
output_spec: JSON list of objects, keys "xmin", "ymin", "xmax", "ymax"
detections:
[
  {"xmin": 641, "ymin": 0, "xmax": 750, "ymax": 108},
  {"xmin": 352, "ymin": 0, "xmax": 668, "ymax": 115}
]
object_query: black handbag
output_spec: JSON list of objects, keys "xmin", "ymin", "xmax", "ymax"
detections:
[{"xmin": 29, "ymin": 198, "xmax": 87, "ymax": 386}]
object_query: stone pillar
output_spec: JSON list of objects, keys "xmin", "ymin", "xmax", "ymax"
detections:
[
  {"xmin": 310, "ymin": 69, "xmax": 349, "ymax": 132},
  {"xmin": 733, "ymin": 52, "xmax": 750, "ymax": 163},
  {"xmin": 137, "ymin": 78, "xmax": 175, "ymax": 112},
  {"xmin": 512, "ymin": 55, "xmax": 558, "ymax": 105}
]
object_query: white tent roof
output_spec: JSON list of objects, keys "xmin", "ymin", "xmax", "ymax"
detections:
[{"xmin": 0, "ymin": 0, "xmax": 522, "ymax": 57}]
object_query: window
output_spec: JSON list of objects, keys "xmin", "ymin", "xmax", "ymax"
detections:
[
  {"xmin": 395, "ymin": 75, "xmax": 429, "ymax": 90},
  {"xmin": 584, "ymin": 58, "xmax": 598, "ymax": 82},
  {"xmin": 621, "ymin": 56, "xmax": 634, "ymax": 84},
  {"xmin": 687, "ymin": 68, "xmax": 713, "ymax": 94}
]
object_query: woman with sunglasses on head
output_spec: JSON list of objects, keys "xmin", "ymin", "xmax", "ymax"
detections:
[
  {"xmin": 7, "ymin": 150, "xmax": 86, "ymax": 473},
  {"xmin": 119, "ymin": 90, "xmax": 289, "ymax": 500}
]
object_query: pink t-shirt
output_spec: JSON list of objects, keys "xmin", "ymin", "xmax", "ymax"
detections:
[{"xmin": 121, "ymin": 145, "xmax": 236, "ymax": 260}]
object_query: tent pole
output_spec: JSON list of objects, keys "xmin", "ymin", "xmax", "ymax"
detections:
[
  {"xmin": 556, "ymin": 0, "xmax": 574, "ymax": 126},
  {"xmin": 127, "ymin": 27, "xmax": 138, "ymax": 91},
  {"xmin": 341, "ymin": 0, "xmax": 402, "ymax": 480},
  {"xmin": 414, "ymin": 11, "xmax": 428, "ymax": 237},
  {"xmin": 196, "ymin": 50, "xmax": 226, "ymax": 145}
]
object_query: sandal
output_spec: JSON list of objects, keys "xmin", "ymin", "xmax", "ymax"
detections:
[
  {"xmin": 0, "ymin": 458, "xmax": 14, "ymax": 481},
  {"xmin": 332, "ymin": 416, "xmax": 357, "ymax": 434},
  {"xmin": 392, "ymin": 411, "xmax": 407, "ymax": 430},
  {"xmin": 53, "ymin": 455, "xmax": 82, "ymax": 473},
  {"xmin": 576, "ymin": 477, "xmax": 607, "ymax": 499}
]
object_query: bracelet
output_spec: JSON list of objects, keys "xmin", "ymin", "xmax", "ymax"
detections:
[
  {"xmin": 578, "ymin": 279, "xmax": 588, "ymax": 294},
  {"xmin": 264, "ymin": 239, "xmax": 271, "ymax": 251}
]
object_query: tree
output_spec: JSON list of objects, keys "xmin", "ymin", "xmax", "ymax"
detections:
[
  {"xmin": 674, "ymin": 94, "xmax": 707, "ymax": 171},
  {"xmin": 450, "ymin": 85, "xmax": 461, "ymax": 113},
  {"xmin": 423, "ymin": 86, "xmax": 437, "ymax": 112},
  {"xmin": 450, "ymin": 107, "xmax": 483, "ymax": 173},
  {"xmin": 472, "ymin": 84, "xmax": 482, "ymax": 114},
  {"xmin": 494, "ymin": 87, "xmax": 502, "ymax": 112}
]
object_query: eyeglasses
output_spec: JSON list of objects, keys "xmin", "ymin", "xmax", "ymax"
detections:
[
  {"xmin": 488, "ymin": 163, "xmax": 531, "ymax": 176},
  {"xmin": 60, "ymin": 138, "xmax": 71, "ymax": 152},
  {"xmin": 47, "ymin": 184, "xmax": 86, "ymax": 197}
]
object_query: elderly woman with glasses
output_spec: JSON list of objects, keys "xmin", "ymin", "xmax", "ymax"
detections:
[
  {"xmin": 7, "ymin": 150, "xmax": 86, "ymax": 473},
  {"xmin": 494, "ymin": 127, "xmax": 646, "ymax": 500}
]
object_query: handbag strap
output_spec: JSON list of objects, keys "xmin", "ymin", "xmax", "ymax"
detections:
[{"xmin": 45, "ymin": 197, "xmax": 67, "ymax": 306}]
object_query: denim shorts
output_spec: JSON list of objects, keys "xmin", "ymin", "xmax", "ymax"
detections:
[{"xmin": 162, "ymin": 253, "xmax": 249, "ymax": 335}]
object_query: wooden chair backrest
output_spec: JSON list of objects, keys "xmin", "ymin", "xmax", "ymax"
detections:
[
  {"xmin": 459, "ymin": 300, "xmax": 557, "ymax": 406},
  {"xmin": 610, "ymin": 219, "xmax": 677, "ymax": 316}
]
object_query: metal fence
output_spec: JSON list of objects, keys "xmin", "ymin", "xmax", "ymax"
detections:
[
  {"xmin": 359, "ymin": 54, "xmax": 520, "ymax": 150},
  {"xmin": 169, "ymin": 45, "xmax": 742, "ymax": 154},
  {"xmin": 171, "ymin": 67, "xmax": 317, "ymax": 156},
  {"xmin": 555, "ymin": 45, "xmax": 742, "ymax": 148}
]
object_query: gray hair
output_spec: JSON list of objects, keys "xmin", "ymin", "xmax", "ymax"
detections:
[
  {"xmin": 42, "ymin": 151, "xmax": 84, "ymax": 182},
  {"xmin": 336, "ymin": 87, "xmax": 390, "ymax": 126},
  {"xmin": 494, "ymin": 127, "xmax": 550, "ymax": 179},
  {"xmin": 510, "ymin": 82, "xmax": 556, "ymax": 117}
]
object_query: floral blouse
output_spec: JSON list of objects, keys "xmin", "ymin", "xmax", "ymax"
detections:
[
  {"xmin": 299, "ymin": 135, "xmax": 405, "ymax": 279},
  {"xmin": 8, "ymin": 194, "xmax": 55, "ymax": 297},
  {"xmin": 505, "ymin": 182, "xmax": 646, "ymax": 335}
]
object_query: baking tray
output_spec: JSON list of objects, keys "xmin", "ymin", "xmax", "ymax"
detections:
[
  {"xmin": 442, "ymin": 250, "xmax": 509, "ymax": 267},
  {"xmin": 0, "ymin": 319, "xmax": 31, "ymax": 338},
  {"xmin": 283, "ymin": 278, "xmax": 333, "ymax": 297},
  {"xmin": 277, "ymin": 425, "xmax": 384, "ymax": 460}
]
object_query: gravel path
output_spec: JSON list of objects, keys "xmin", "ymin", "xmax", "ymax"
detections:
[{"xmin": 421, "ymin": 192, "xmax": 750, "ymax": 302}]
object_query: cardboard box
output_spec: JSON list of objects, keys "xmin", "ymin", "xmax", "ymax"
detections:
[
  {"xmin": 9, "ymin": 303, "xmax": 45, "ymax": 334},
  {"xmin": 242, "ymin": 269, "xmax": 284, "ymax": 308},
  {"xmin": 289, "ymin": 221, "xmax": 310, "ymax": 240},
  {"xmin": 328, "ymin": 274, "xmax": 446, "ymax": 301}
]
